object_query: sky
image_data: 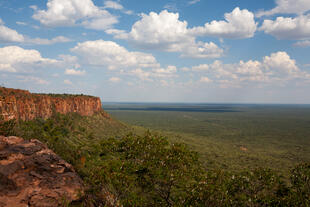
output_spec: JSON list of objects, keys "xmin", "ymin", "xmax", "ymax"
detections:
[{"xmin": 0, "ymin": 0, "xmax": 310, "ymax": 103}]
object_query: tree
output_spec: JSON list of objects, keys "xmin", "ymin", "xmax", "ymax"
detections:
[
  {"xmin": 0, "ymin": 116, "xmax": 16, "ymax": 136},
  {"xmin": 89, "ymin": 132, "xmax": 203, "ymax": 207}
]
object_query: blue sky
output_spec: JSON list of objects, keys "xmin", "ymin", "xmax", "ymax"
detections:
[{"xmin": 1, "ymin": 0, "xmax": 310, "ymax": 103}]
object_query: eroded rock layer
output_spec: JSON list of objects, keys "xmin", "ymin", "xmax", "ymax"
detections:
[
  {"xmin": 0, "ymin": 136, "xmax": 84, "ymax": 207},
  {"xmin": 0, "ymin": 87, "xmax": 102, "ymax": 121}
]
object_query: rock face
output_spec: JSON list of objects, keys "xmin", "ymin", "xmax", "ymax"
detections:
[
  {"xmin": 0, "ymin": 136, "xmax": 84, "ymax": 207},
  {"xmin": 0, "ymin": 87, "xmax": 102, "ymax": 121}
]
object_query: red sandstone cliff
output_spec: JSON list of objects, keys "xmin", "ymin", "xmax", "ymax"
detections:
[{"xmin": 0, "ymin": 87, "xmax": 102, "ymax": 121}]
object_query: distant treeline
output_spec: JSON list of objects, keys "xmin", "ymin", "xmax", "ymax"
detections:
[{"xmin": 0, "ymin": 86, "xmax": 96, "ymax": 98}]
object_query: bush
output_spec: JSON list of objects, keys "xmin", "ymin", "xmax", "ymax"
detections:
[
  {"xmin": 87, "ymin": 132, "xmax": 203, "ymax": 206},
  {"xmin": 289, "ymin": 163, "xmax": 310, "ymax": 206},
  {"xmin": 0, "ymin": 116, "xmax": 16, "ymax": 136},
  {"xmin": 185, "ymin": 168, "xmax": 291, "ymax": 206}
]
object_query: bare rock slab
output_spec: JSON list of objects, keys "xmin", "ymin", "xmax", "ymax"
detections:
[{"xmin": 0, "ymin": 136, "xmax": 84, "ymax": 207}]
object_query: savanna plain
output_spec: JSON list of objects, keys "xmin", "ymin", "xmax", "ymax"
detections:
[{"xmin": 104, "ymin": 103, "xmax": 310, "ymax": 176}]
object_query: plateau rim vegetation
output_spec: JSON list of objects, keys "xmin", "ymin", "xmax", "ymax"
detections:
[{"xmin": 1, "ymin": 111, "xmax": 310, "ymax": 206}]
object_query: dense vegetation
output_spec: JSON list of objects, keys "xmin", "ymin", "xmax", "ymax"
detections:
[
  {"xmin": 1, "ymin": 111, "xmax": 310, "ymax": 206},
  {"xmin": 105, "ymin": 103, "xmax": 310, "ymax": 175},
  {"xmin": 35, "ymin": 93, "xmax": 96, "ymax": 98}
]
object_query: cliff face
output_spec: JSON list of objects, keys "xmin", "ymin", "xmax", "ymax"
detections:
[{"xmin": 0, "ymin": 87, "xmax": 102, "ymax": 121}]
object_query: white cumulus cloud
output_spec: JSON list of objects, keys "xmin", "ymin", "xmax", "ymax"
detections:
[
  {"xmin": 0, "ymin": 46, "xmax": 57, "ymax": 73},
  {"xmin": 125, "ymin": 10, "xmax": 190, "ymax": 49},
  {"xmin": 65, "ymin": 68, "xmax": 86, "ymax": 76},
  {"xmin": 192, "ymin": 64, "xmax": 209, "ymax": 71},
  {"xmin": 32, "ymin": 0, "xmax": 118, "ymax": 30},
  {"xmin": 263, "ymin": 51, "xmax": 299, "ymax": 75},
  {"xmin": 260, "ymin": 15, "xmax": 310, "ymax": 40},
  {"xmin": 151, "ymin": 65, "xmax": 178, "ymax": 78},
  {"xmin": 189, "ymin": 51, "xmax": 308, "ymax": 86},
  {"xmin": 181, "ymin": 41, "xmax": 224, "ymax": 58},
  {"xmin": 71, "ymin": 40, "xmax": 160, "ymax": 70},
  {"xmin": 0, "ymin": 19, "xmax": 24, "ymax": 43},
  {"xmin": 129, "ymin": 65, "xmax": 178, "ymax": 81},
  {"xmin": 256, "ymin": 0, "xmax": 310, "ymax": 17},
  {"xmin": 190, "ymin": 7, "xmax": 257, "ymax": 39},
  {"xmin": 0, "ymin": 19, "xmax": 73, "ymax": 44},
  {"xmin": 115, "ymin": 10, "xmax": 224, "ymax": 58}
]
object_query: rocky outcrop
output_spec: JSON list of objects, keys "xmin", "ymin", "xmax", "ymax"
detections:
[
  {"xmin": 0, "ymin": 136, "xmax": 84, "ymax": 207},
  {"xmin": 0, "ymin": 87, "xmax": 102, "ymax": 121}
]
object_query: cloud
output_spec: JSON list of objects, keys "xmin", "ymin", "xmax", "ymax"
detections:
[
  {"xmin": 190, "ymin": 7, "xmax": 257, "ymax": 39},
  {"xmin": 56, "ymin": 55, "xmax": 83, "ymax": 72},
  {"xmin": 0, "ymin": 19, "xmax": 24, "ymax": 43},
  {"xmin": 236, "ymin": 60, "xmax": 263, "ymax": 76},
  {"xmin": 256, "ymin": 0, "xmax": 310, "ymax": 17},
  {"xmin": 293, "ymin": 40, "xmax": 310, "ymax": 47},
  {"xmin": 64, "ymin": 79, "xmax": 73, "ymax": 85},
  {"xmin": 153, "ymin": 65, "xmax": 177, "ymax": 74},
  {"xmin": 0, "ymin": 19, "xmax": 72, "ymax": 45},
  {"xmin": 163, "ymin": 3, "xmax": 178, "ymax": 12},
  {"xmin": 181, "ymin": 41, "xmax": 224, "ymax": 58},
  {"xmin": 71, "ymin": 40, "xmax": 160, "ymax": 70},
  {"xmin": 263, "ymin": 51, "xmax": 299, "ymax": 75},
  {"xmin": 16, "ymin": 21, "xmax": 27, "ymax": 26},
  {"xmin": 129, "ymin": 68, "xmax": 153, "ymax": 81},
  {"xmin": 151, "ymin": 65, "xmax": 178, "ymax": 78},
  {"xmin": 128, "ymin": 65, "xmax": 178, "ymax": 81},
  {"xmin": 200, "ymin": 76, "xmax": 213, "ymax": 83},
  {"xmin": 29, "ymin": 5, "xmax": 38, "ymax": 11},
  {"xmin": 105, "ymin": 28, "xmax": 127, "ymax": 36},
  {"xmin": 109, "ymin": 77, "xmax": 121, "ymax": 82},
  {"xmin": 260, "ymin": 15, "xmax": 310, "ymax": 40},
  {"xmin": 26, "ymin": 36, "xmax": 72, "ymax": 45},
  {"xmin": 188, "ymin": 0, "xmax": 200, "ymax": 5},
  {"xmin": 192, "ymin": 64, "xmax": 209, "ymax": 71},
  {"xmin": 32, "ymin": 0, "xmax": 118, "ymax": 30},
  {"xmin": 0, "ymin": 46, "xmax": 57, "ymax": 73},
  {"xmin": 189, "ymin": 51, "xmax": 308, "ymax": 86},
  {"xmin": 103, "ymin": 1, "xmax": 133, "ymax": 15},
  {"xmin": 65, "ymin": 68, "xmax": 86, "ymax": 76},
  {"xmin": 123, "ymin": 10, "xmax": 190, "ymax": 48},
  {"xmin": 115, "ymin": 10, "xmax": 224, "ymax": 58},
  {"xmin": 17, "ymin": 75, "xmax": 49, "ymax": 85},
  {"xmin": 104, "ymin": 1, "xmax": 123, "ymax": 10},
  {"xmin": 0, "ymin": 64, "xmax": 16, "ymax": 73}
]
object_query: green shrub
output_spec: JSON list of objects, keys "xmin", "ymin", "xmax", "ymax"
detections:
[
  {"xmin": 288, "ymin": 163, "xmax": 310, "ymax": 206},
  {"xmin": 86, "ymin": 132, "xmax": 202, "ymax": 206},
  {"xmin": 0, "ymin": 116, "xmax": 16, "ymax": 136}
]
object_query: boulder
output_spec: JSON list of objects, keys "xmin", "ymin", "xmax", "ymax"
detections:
[{"xmin": 0, "ymin": 136, "xmax": 84, "ymax": 207}]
